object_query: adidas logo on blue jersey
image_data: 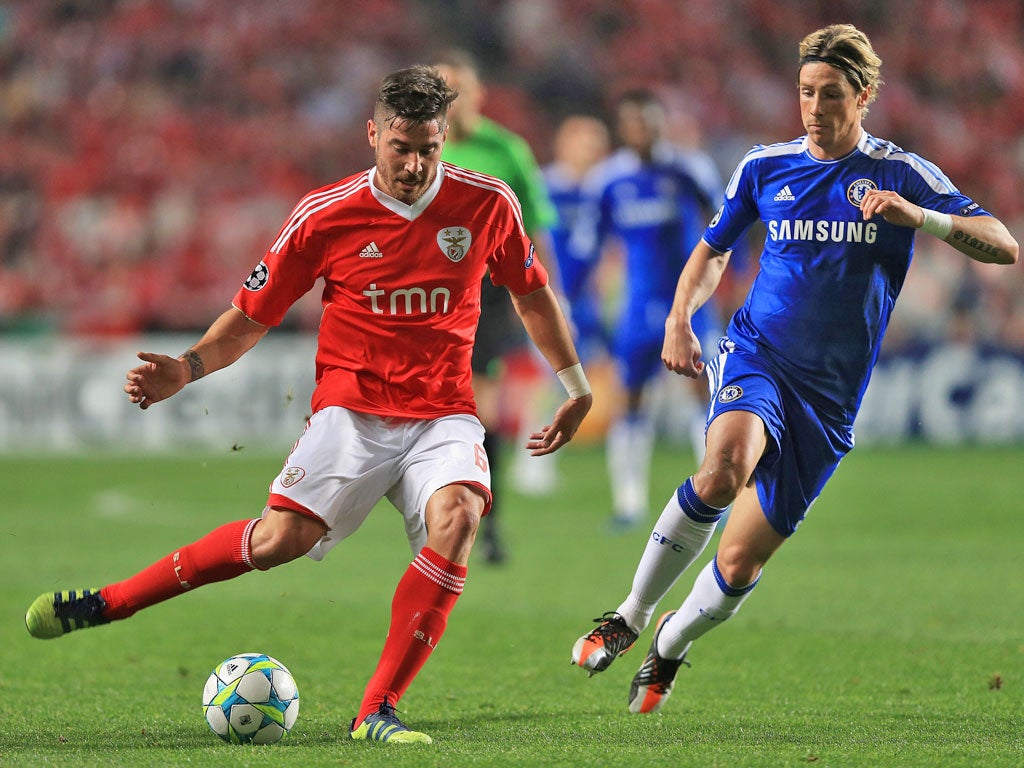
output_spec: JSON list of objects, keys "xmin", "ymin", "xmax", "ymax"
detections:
[{"xmin": 773, "ymin": 185, "xmax": 796, "ymax": 202}]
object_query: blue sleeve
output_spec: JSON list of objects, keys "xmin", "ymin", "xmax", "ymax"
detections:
[
  {"xmin": 703, "ymin": 155, "xmax": 760, "ymax": 254},
  {"xmin": 899, "ymin": 152, "xmax": 991, "ymax": 218}
]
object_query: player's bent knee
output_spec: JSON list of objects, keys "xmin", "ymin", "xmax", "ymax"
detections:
[
  {"xmin": 250, "ymin": 508, "xmax": 327, "ymax": 568},
  {"xmin": 714, "ymin": 551, "xmax": 762, "ymax": 591},
  {"xmin": 693, "ymin": 466, "xmax": 746, "ymax": 508},
  {"xmin": 429, "ymin": 502, "xmax": 481, "ymax": 543},
  {"xmin": 424, "ymin": 484, "xmax": 485, "ymax": 550},
  {"xmin": 695, "ymin": 446, "xmax": 760, "ymax": 506}
]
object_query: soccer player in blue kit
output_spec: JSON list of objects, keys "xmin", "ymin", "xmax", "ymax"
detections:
[
  {"xmin": 573, "ymin": 89, "xmax": 727, "ymax": 528},
  {"xmin": 571, "ymin": 23, "xmax": 1018, "ymax": 714},
  {"xmin": 544, "ymin": 114, "xmax": 612, "ymax": 362}
]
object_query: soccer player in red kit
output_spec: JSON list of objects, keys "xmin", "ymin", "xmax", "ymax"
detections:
[{"xmin": 25, "ymin": 65, "xmax": 593, "ymax": 745}]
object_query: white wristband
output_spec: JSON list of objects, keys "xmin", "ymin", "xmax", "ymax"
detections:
[
  {"xmin": 919, "ymin": 208, "xmax": 953, "ymax": 239},
  {"xmin": 556, "ymin": 363, "xmax": 591, "ymax": 399}
]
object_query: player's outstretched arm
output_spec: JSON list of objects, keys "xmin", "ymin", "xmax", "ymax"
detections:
[
  {"xmin": 663, "ymin": 240, "xmax": 731, "ymax": 377},
  {"xmin": 124, "ymin": 306, "xmax": 269, "ymax": 410},
  {"xmin": 509, "ymin": 284, "xmax": 593, "ymax": 455},
  {"xmin": 860, "ymin": 189, "xmax": 1019, "ymax": 265}
]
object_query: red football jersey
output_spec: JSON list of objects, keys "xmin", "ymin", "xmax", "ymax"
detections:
[{"xmin": 232, "ymin": 163, "xmax": 548, "ymax": 419}]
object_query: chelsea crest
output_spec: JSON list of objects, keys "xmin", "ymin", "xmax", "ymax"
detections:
[{"xmin": 847, "ymin": 178, "xmax": 877, "ymax": 208}]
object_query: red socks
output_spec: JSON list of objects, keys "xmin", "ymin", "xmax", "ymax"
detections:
[
  {"xmin": 101, "ymin": 519, "xmax": 259, "ymax": 620},
  {"xmin": 97, "ymin": 523, "xmax": 466, "ymax": 724},
  {"xmin": 356, "ymin": 547, "xmax": 467, "ymax": 724}
]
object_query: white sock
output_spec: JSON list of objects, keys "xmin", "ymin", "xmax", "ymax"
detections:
[
  {"xmin": 616, "ymin": 478, "xmax": 725, "ymax": 633},
  {"xmin": 657, "ymin": 558, "xmax": 759, "ymax": 660},
  {"xmin": 607, "ymin": 416, "xmax": 654, "ymax": 520}
]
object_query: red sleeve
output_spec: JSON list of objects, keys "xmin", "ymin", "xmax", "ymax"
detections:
[
  {"xmin": 486, "ymin": 212, "xmax": 549, "ymax": 295},
  {"xmin": 231, "ymin": 249, "xmax": 320, "ymax": 326},
  {"xmin": 232, "ymin": 208, "xmax": 324, "ymax": 326}
]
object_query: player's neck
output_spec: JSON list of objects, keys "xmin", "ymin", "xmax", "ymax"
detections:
[{"xmin": 807, "ymin": 127, "xmax": 862, "ymax": 161}]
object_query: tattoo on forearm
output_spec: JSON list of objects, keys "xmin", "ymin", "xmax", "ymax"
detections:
[
  {"xmin": 952, "ymin": 229, "xmax": 1004, "ymax": 260},
  {"xmin": 183, "ymin": 349, "xmax": 205, "ymax": 381}
]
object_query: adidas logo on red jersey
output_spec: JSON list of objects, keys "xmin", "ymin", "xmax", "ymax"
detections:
[{"xmin": 359, "ymin": 242, "xmax": 383, "ymax": 258}]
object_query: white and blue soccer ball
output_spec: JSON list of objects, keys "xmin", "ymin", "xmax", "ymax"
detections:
[{"xmin": 202, "ymin": 653, "xmax": 300, "ymax": 744}]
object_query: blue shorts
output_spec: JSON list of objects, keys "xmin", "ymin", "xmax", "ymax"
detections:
[{"xmin": 704, "ymin": 338, "xmax": 855, "ymax": 537}]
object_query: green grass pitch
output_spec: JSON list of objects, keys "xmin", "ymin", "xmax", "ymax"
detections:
[{"xmin": 2, "ymin": 443, "xmax": 1022, "ymax": 767}]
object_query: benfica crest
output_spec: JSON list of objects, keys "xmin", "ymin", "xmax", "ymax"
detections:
[{"xmin": 437, "ymin": 226, "xmax": 472, "ymax": 263}]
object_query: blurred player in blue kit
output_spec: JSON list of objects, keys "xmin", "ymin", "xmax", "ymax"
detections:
[
  {"xmin": 573, "ymin": 89, "xmax": 728, "ymax": 529},
  {"xmin": 571, "ymin": 23, "xmax": 1018, "ymax": 714},
  {"xmin": 543, "ymin": 114, "xmax": 612, "ymax": 362}
]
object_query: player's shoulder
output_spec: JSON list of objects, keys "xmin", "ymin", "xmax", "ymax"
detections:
[
  {"xmin": 293, "ymin": 170, "xmax": 373, "ymax": 211},
  {"xmin": 740, "ymin": 137, "xmax": 806, "ymax": 166},
  {"xmin": 727, "ymin": 138, "xmax": 806, "ymax": 182},
  {"xmin": 856, "ymin": 131, "xmax": 958, "ymax": 193},
  {"xmin": 442, "ymin": 163, "xmax": 524, "ymax": 222},
  {"xmin": 443, "ymin": 162, "xmax": 516, "ymax": 198},
  {"xmin": 271, "ymin": 170, "xmax": 372, "ymax": 252},
  {"xmin": 720, "ymin": 138, "xmax": 805, "ymax": 198}
]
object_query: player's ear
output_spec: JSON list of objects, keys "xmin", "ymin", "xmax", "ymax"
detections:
[
  {"xmin": 367, "ymin": 119, "xmax": 379, "ymax": 148},
  {"xmin": 857, "ymin": 87, "xmax": 871, "ymax": 110}
]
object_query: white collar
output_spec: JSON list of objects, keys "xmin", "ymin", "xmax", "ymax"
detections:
[{"xmin": 368, "ymin": 164, "xmax": 444, "ymax": 221}]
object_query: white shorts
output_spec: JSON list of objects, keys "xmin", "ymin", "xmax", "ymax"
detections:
[{"xmin": 266, "ymin": 407, "xmax": 491, "ymax": 560}]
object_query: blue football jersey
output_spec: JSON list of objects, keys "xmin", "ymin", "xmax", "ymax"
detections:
[
  {"xmin": 706, "ymin": 130, "xmax": 990, "ymax": 417},
  {"xmin": 544, "ymin": 161, "xmax": 607, "ymax": 354},
  {"xmin": 544, "ymin": 162, "xmax": 596, "ymax": 306}
]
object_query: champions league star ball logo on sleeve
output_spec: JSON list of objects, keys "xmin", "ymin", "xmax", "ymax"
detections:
[
  {"xmin": 243, "ymin": 261, "xmax": 270, "ymax": 291},
  {"xmin": 437, "ymin": 227, "xmax": 471, "ymax": 263}
]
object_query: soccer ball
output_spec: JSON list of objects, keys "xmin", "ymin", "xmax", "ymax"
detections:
[{"xmin": 202, "ymin": 653, "xmax": 300, "ymax": 744}]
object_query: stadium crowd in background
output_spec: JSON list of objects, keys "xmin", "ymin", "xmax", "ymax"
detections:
[{"xmin": 0, "ymin": 0, "xmax": 1022, "ymax": 347}]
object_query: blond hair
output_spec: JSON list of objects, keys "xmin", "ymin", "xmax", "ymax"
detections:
[{"xmin": 799, "ymin": 24, "xmax": 883, "ymax": 111}]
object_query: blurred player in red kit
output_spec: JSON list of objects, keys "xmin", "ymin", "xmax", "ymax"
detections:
[{"xmin": 25, "ymin": 65, "xmax": 592, "ymax": 745}]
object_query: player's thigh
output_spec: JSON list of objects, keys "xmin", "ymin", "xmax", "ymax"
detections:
[
  {"xmin": 702, "ymin": 409, "xmax": 769, "ymax": 478},
  {"xmin": 388, "ymin": 414, "xmax": 491, "ymax": 553},
  {"xmin": 703, "ymin": 342, "xmax": 786, "ymax": 480},
  {"xmin": 268, "ymin": 407, "xmax": 402, "ymax": 560}
]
